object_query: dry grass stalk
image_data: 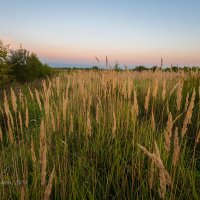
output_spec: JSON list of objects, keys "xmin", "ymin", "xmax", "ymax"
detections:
[
  {"xmin": 184, "ymin": 92, "xmax": 189, "ymax": 111},
  {"xmin": 159, "ymin": 170, "xmax": 167, "ymax": 198},
  {"xmin": 50, "ymin": 111, "xmax": 56, "ymax": 132},
  {"xmin": 122, "ymin": 82, "xmax": 126, "ymax": 97},
  {"xmin": 133, "ymin": 89, "xmax": 139, "ymax": 116},
  {"xmin": 162, "ymin": 78, "xmax": 166, "ymax": 101},
  {"xmin": 62, "ymin": 95, "xmax": 68, "ymax": 133},
  {"xmin": 44, "ymin": 94, "xmax": 50, "ymax": 119},
  {"xmin": 87, "ymin": 110, "xmax": 92, "ymax": 137},
  {"xmin": 149, "ymin": 160, "xmax": 155, "ymax": 189},
  {"xmin": 88, "ymin": 96, "xmax": 92, "ymax": 111},
  {"xmin": 151, "ymin": 110, "xmax": 155, "ymax": 131},
  {"xmin": 96, "ymin": 103, "xmax": 99, "ymax": 123},
  {"xmin": 0, "ymin": 106, "xmax": 3, "ymax": 115},
  {"xmin": 154, "ymin": 142, "xmax": 172, "ymax": 192},
  {"xmin": 18, "ymin": 111, "xmax": 23, "ymax": 134},
  {"xmin": 8, "ymin": 110, "xmax": 14, "ymax": 130},
  {"xmin": 28, "ymin": 87, "xmax": 34, "ymax": 101},
  {"xmin": 164, "ymin": 112, "xmax": 173, "ymax": 152},
  {"xmin": 55, "ymin": 106, "xmax": 60, "ymax": 130},
  {"xmin": 176, "ymin": 82, "xmax": 183, "ymax": 111},
  {"xmin": 56, "ymin": 77, "xmax": 60, "ymax": 96},
  {"xmin": 43, "ymin": 167, "xmax": 55, "ymax": 200},
  {"xmin": 31, "ymin": 137, "xmax": 37, "ymax": 164},
  {"xmin": 20, "ymin": 186, "xmax": 25, "ymax": 200},
  {"xmin": 166, "ymin": 101, "xmax": 169, "ymax": 114},
  {"xmin": 154, "ymin": 142, "xmax": 161, "ymax": 158},
  {"xmin": 40, "ymin": 119, "xmax": 47, "ymax": 186},
  {"xmin": 196, "ymin": 130, "xmax": 200, "ymax": 143},
  {"xmin": 138, "ymin": 142, "xmax": 171, "ymax": 198},
  {"xmin": 127, "ymin": 80, "xmax": 132, "ymax": 99},
  {"xmin": 82, "ymin": 96, "xmax": 86, "ymax": 112},
  {"xmin": 0, "ymin": 126, "xmax": 3, "ymax": 141},
  {"xmin": 42, "ymin": 80, "xmax": 47, "ymax": 94},
  {"xmin": 11, "ymin": 87, "xmax": 17, "ymax": 113},
  {"xmin": 62, "ymin": 95, "xmax": 68, "ymax": 122},
  {"xmin": 144, "ymin": 85, "xmax": 150, "ymax": 111},
  {"xmin": 168, "ymin": 82, "xmax": 179, "ymax": 98},
  {"xmin": 173, "ymin": 127, "xmax": 180, "ymax": 166},
  {"xmin": 152, "ymin": 79, "xmax": 158, "ymax": 98},
  {"xmin": 35, "ymin": 89, "xmax": 42, "ymax": 111},
  {"xmin": 3, "ymin": 90, "xmax": 9, "ymax": 118},
  {"xmin": 7, "ymin": 117, "xmax": 14, "ymax": 144},
  {"xmin": 25, "ymin": 106, "xmax": 29, "ymax": 128},
  {"xmin": 112, "ymin": 110, "xmax": 116, "ymax": 138},
  {"xmin": 19, "ymin": 89, "xmax": 23, "ymax": 108},
  {"xmin": 181, "ymin": 89, "xmax": 196, "ymax": 138}
]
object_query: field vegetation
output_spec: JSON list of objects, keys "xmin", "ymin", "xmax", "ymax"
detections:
[{"xmin": 0, "ymin": 69, "xmax": 199, "ymax": 199}]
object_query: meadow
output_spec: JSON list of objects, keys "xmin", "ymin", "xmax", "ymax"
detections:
[{"xmin": 0, "ymin": 69, "xmax": 199, "ymax": 199}]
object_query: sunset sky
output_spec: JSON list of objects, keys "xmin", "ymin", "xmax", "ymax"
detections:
[{"xmin": 1, "ymin": 0, "xmax": 200, "ymax": 67}]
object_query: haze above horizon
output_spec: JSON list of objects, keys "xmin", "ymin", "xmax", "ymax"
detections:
[{"xmin": 1, "ymin": 0, "xmax": 200, "ymax": 67}]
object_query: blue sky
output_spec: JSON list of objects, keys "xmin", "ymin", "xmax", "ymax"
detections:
[{"xmin": 0, "ymin": 0, "xmax": 200, "ymax": 67}]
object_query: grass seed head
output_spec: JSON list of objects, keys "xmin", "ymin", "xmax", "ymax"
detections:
[
  {"xmin": 173, "ymin": 127, "xmax": 180, "ymax": 166},
  {"xmin": 165, "ymin": 112, "xmax": 173, "ymax": 152},
  {"xmin": 144, "ymin": 85, "xmax": 150, "ymax": 111},
  {"xmin": 11, "ymin": 87, "xmax": 17, "ymax": 113}
]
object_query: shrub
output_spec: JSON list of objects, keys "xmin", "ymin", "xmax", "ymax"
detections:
[
  {"xmin": 0, "ymin": 39, "xmax": 53, "ymax": 84},
  {"xmin": 135, "ymin": 65, "xmax": 148, "ymax": 72},
  {"xmin": 39, "ymin": 63, "xmax": 53, "ymax": 77},
  {"xmin": 8, "ymin": 48, "xmax": 52, "ymax": 81}
]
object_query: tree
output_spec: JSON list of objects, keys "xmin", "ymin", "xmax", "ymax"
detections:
[
  {"xmin": 171, "ymin": 66, "xmax": 179, "ymax": 72},
  {"xmin": 9, "ymin": 48, "xmax": 31, "ymax": 81},
  {"xmin": 9, "ymin": 48, "xmax": 50, "ymax": 81},
  {"xmin": 135, "ymin": 66, "xmax": 148, "ymax": 72},
  {"xmin": 91, "ymin": 66, "xmax": 99, "ymax": 70},
  {"xmin": 0, "ymin": 40, "xmax": 10, "ymax": 83},
  {"xmin": 0, "ymin": 40, "xmax": 10, "ymax": 63},
  {"xmin": 0, "ymin": 39, "xmax": 53, "ymax": 84},
  {"xmin": 9, "ymin": 48, "xmax": 30, "ymax": 66}
]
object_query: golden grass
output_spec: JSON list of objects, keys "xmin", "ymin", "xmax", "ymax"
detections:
[{"xmin": 0, "ymin": 69, "xmax": 199, "ymax": 199}]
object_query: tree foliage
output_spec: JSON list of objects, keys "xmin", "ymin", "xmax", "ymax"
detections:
[
  {"xmin": 0, "ymin": 39, "xmax": 53, "ymax": 84},
  {"xmin": 0, "ymin": 40, "xmax": 10, "ymax": 83}
]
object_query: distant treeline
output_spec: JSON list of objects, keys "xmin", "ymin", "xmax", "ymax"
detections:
[
  {"xmin": 58, "ymin": 65, "xmax": 200, "ymax": 72},
  {"xmin": 0, "ymin": 39, "xmax": 53, "ymax": 85},
  {"xmin": 131, "ymin": 65, "xmax": 200, "ymax": 72}
]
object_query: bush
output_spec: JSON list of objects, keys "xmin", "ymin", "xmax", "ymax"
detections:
[
  {"xmin": 0, "ymin": 39, "xmax": 53, "ymax": 84},
  {"xmin": 8, "ymin": 47, "xmax": 52, "ymax": 81},
  {"xmin": 135, "ymin": 65, "xmax": 148, "ymax": 72},
  {"xmin": 39, "ymin": 63, "xmax": 53, "ymax": 77}
]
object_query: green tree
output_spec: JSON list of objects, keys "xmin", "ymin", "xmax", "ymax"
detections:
[
  {"xmin": 9, "ymin": 48, "xmax": 32, "ymax": 81},
  {"xmin": 135, "ymin": 65, "xmax": 148, "ymax": 72},
  {"xmin": 91, "ymin": 66, "xmax": 99, "ymax": 70},
  {"xmin": 0, "ymin": 39, "xmax": 53, "ymax": 84},
  {"xmin": 0, "ymin": 40, "xmax": 10, "ymax": 83},
  {"xmin": 39, "ymin": 63, "xmax": 53, "ymax": 77},
  {"xmin": 9, "ymin": 48, "xmax": 52, "ymax": 81}
]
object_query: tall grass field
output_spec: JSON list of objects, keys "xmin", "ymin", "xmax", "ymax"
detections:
[{"xmin": 0, "ymin": 70, "xmax": 199, "ymax": 199}]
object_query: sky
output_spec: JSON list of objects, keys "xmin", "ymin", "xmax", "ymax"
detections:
[{"xmin": 0, "ymin": 0, "xmax": 200, "ymax": 67}]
